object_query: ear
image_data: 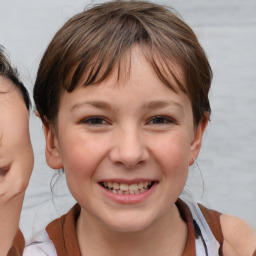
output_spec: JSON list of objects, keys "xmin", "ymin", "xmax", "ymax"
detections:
[
  {"xmin": 43, "ymin": 125, "xmax": 63, "ymax": 170},
  {"xmin": 189, "ymin": 116, "xmax": 208, "ymax": 166}
]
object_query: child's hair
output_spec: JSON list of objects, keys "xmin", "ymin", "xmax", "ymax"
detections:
[
  {"xmin": 34, "ymin": 0, "xmax": 212, "ymax": 126},
  {"xmin": 0, "ymin": 45, "xmax": 31, "ymax": 110}
]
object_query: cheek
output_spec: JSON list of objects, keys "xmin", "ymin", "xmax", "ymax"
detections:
[
  {"xmin": 152, "ymin": 133, "xmax": 192, "ymax": 171},
  {"xmin": 151, "ymin": 133, "xmax": 191, "ymax": 198},
  {"xmin": 58, "ymin": 131, "xmax": 108, "ymax": 179},
  {"xmin": 149, "ymin": 135, "xmax": 191, "ymax": 208},
  {"xmin": 58, "ymin": 135, "xmax": 97, "ymax": 202}
]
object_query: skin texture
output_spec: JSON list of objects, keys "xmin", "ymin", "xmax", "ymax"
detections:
[
  {"xmin": 44, "ymin": 47, "xmax": 207, "ymax": 256},
  {"xmin": 221, "ymin": 214, "xmax": 256, "ymax": 256},
  {"xmin": 0, "ymin": 77, "xmax": 34, "ymax": 255}
]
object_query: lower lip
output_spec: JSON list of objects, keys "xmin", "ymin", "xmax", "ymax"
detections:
[{"xmin": 98, "ymin": 183, "xmax": 157, "ymax": 204}]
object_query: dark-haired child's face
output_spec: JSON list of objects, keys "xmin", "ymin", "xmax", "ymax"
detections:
[
  {"xmin": 45, "ymin": 47, "xmax": 206, "ymax": 233},
  {"xmin": 0, "ymin": 77, "xmax": 33, "ymax": 184}
]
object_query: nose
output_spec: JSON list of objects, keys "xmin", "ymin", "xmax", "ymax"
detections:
[{"xmin": 109, "ymin": 126, "xmax": 149, "ymax": 169}]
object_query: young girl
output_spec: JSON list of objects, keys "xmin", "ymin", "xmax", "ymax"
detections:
[{"xmin": 7, "ymin": 1, "xmax": 256, "ymax": 255}]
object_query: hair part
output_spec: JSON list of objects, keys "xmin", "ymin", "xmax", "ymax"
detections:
[
  {"xmin": 0, "ymin": 45, "xmax": 31, "ymax": 110},
  {"xmin": 34, "ymin": 0, "xmax": 212, "ymax": 127}
]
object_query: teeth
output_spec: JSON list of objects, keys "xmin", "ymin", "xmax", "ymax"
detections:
[
  {"xmin": 120, "ymin": 183, "xmax": 128, "ymax": 191},
  {"xmin": 113, "ymin": 182, "xmax": 119, "ymax": 190},
  {"xmin": 129, "ymin": 183, "xmax": 138, "ymax": 191},
  {"xmin": 143, "ymin": 182, "xmax": 149, "ymax": 188},
  {"xmin": 102, "ymin": 181, "xmax": 153, "ymax": 195},
  {"xmin": 108, "ymin": 182, "xmax": 113, "ymax": 188},
  {"xmin": 141, "ymin": 188, "xmax": 146, "ymax": 193},
  {"xmin": 138, "ymin": 182, "xmax": 144, "ymax": 189}
]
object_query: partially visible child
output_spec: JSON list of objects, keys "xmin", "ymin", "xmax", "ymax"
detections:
[
  {"xmin": 0, "ymin": 46, "xmax": 34, "ymax": 255},
  {"xmin": 5, "ymin": 1, "xmax": 256, "ymax": 255}
]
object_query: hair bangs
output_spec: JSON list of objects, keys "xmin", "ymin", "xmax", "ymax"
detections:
[
  {"xmin": 64, "ymin": 13, "xmax": 152, "ymax": 92},
  {"xmin": 34, "ymin": 1, "xmax": 212, "ymax": 127}
]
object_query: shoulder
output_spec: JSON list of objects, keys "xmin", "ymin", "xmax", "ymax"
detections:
[{"xmin": 220, "ymin": 214, "xmax": 256, "ymax": 256}]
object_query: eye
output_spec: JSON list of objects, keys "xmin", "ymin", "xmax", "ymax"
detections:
[
  {"xmin": 147, "ymin": 116, "xmax": 174, "ymax": 125},
  {"xmin": 81, "ymin": 116, "xmax": 108, "ymax": 125},
  {"xmin": 0, "ymin": 165, "xmax": 10, "ymax": 176}
]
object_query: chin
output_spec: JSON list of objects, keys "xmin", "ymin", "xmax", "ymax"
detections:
[{"xmin": 103, "ymin": 212, "xmax": 157, "ymax": 233}]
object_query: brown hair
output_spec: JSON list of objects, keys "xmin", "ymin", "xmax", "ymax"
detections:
[
  {"xmin": 0, "ymin": 45, "xmax": 31, "ymax": 110},
  {"xmin": 34, "ymin": 0, "xmax": 212, "ymax": 126}
]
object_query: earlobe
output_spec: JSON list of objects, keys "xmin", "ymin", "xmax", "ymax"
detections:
[
  {"xmin": 43, "ymin": 125, "xmax": 63, "ymax": 170},
  {"xmin": 189, "ymin": 117, "xmax": 208, "ymax": 166}
]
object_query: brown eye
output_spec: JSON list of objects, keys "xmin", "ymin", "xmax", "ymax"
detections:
[
  {"xmin": 148, "ymin": 116, "xmax": 174, "ymax": 125},
  {"xmin": 81, "ymin": 117, "xmax": 108, "ymax": 125}
]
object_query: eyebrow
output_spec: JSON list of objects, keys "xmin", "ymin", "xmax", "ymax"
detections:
[
  {"xmin": 70, "ymin": 101, "xmax": 113, "ymax": 112},
  {"xmin": 70, "ymin": 99, "xmax": 183, "ymax": 113},
  {"xmin": 142, "ymin": 100, "xmax": 183, "ymax": 111}
]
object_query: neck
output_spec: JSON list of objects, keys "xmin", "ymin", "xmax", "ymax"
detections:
[{"xmin": 77, "ymin": 205, "xmax": 187, "ymax": 256}]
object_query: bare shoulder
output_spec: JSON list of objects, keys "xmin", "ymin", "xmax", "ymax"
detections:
[{"xmin": 220, "ymin": 214, "xmax": 256, "ymax": 256}]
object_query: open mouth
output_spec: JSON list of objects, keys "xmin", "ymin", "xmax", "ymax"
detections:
[{"xmin": 99, "ymin": 181, "xmax": 155, "ymax": 195}]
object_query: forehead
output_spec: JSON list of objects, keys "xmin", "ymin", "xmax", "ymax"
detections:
[
  {"xmin": 69, "ymin": 45, "xmax": 186, "ymax": 96},
  {"xmin": 0, "ymin": 76, "xmax": 29, "ymax": 122},
  {"xmin": 61, "ymin": 47, "xmax": 191, "ymax": 111},
  {"xmin": 0, "ymin": 76, "xmax": 26, "ymax": 109},
  {"xmin": 0, "ymin": 76, "xmax": 12, "ymax": 91}
]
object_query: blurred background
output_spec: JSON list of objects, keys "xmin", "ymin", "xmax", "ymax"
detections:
[{"xmin": 0, "ymin": 0, "xmax": 255, "ymax": 241}]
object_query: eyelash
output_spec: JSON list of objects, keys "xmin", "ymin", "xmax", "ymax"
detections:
[
  {"xmin": 0, "ymin": 166, "xmax": 10, "ymax": 175},
  {"xmin": 147, "ymin": 116, "xmax": 175, "ymax": 125},
  {"xmin": 81, "ymin": 116, "xmax": 108, "ymax": 125},
  {"xmin": 80, "ymin": 115, "xmax": 175, "ymax": 126}
]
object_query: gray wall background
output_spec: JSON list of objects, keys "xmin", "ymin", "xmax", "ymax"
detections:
[{"xmin": 0, "ymin": 0, "xmax": 255, "ymax": 241}]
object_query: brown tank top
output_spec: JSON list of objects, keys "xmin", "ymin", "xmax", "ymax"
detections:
[
  {"xmin": 8, "ymin": 199, "xmax": 225, "ymax": 255},
  {"xmin": 45, "ymin": 200, "xmax": 223, "ymax": 256},
  {"xmin": 7, "ymin": 229, "xmax": 25, "ymax": 256}
]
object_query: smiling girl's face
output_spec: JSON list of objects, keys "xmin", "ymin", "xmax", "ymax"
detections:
[{"xmin": 45, "ymin": 47, "xmax": 207, "ymax": 233}]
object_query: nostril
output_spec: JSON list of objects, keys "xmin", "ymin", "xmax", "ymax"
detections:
[{"xmin": 109, "ymin": 146, "xmax": 149, "ymax": 169}]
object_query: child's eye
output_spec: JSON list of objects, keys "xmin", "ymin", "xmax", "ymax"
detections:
[
  {"xmin": 0, "ymin": 165, "xmax": 10, "ymax": 176},
  {"xmin": 81, "ymin": 117, "xmax": 108, "ymax": 125},
  {"xmin": 147, "ymin": 116, "xmax": 174, "ymax": 125}
]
